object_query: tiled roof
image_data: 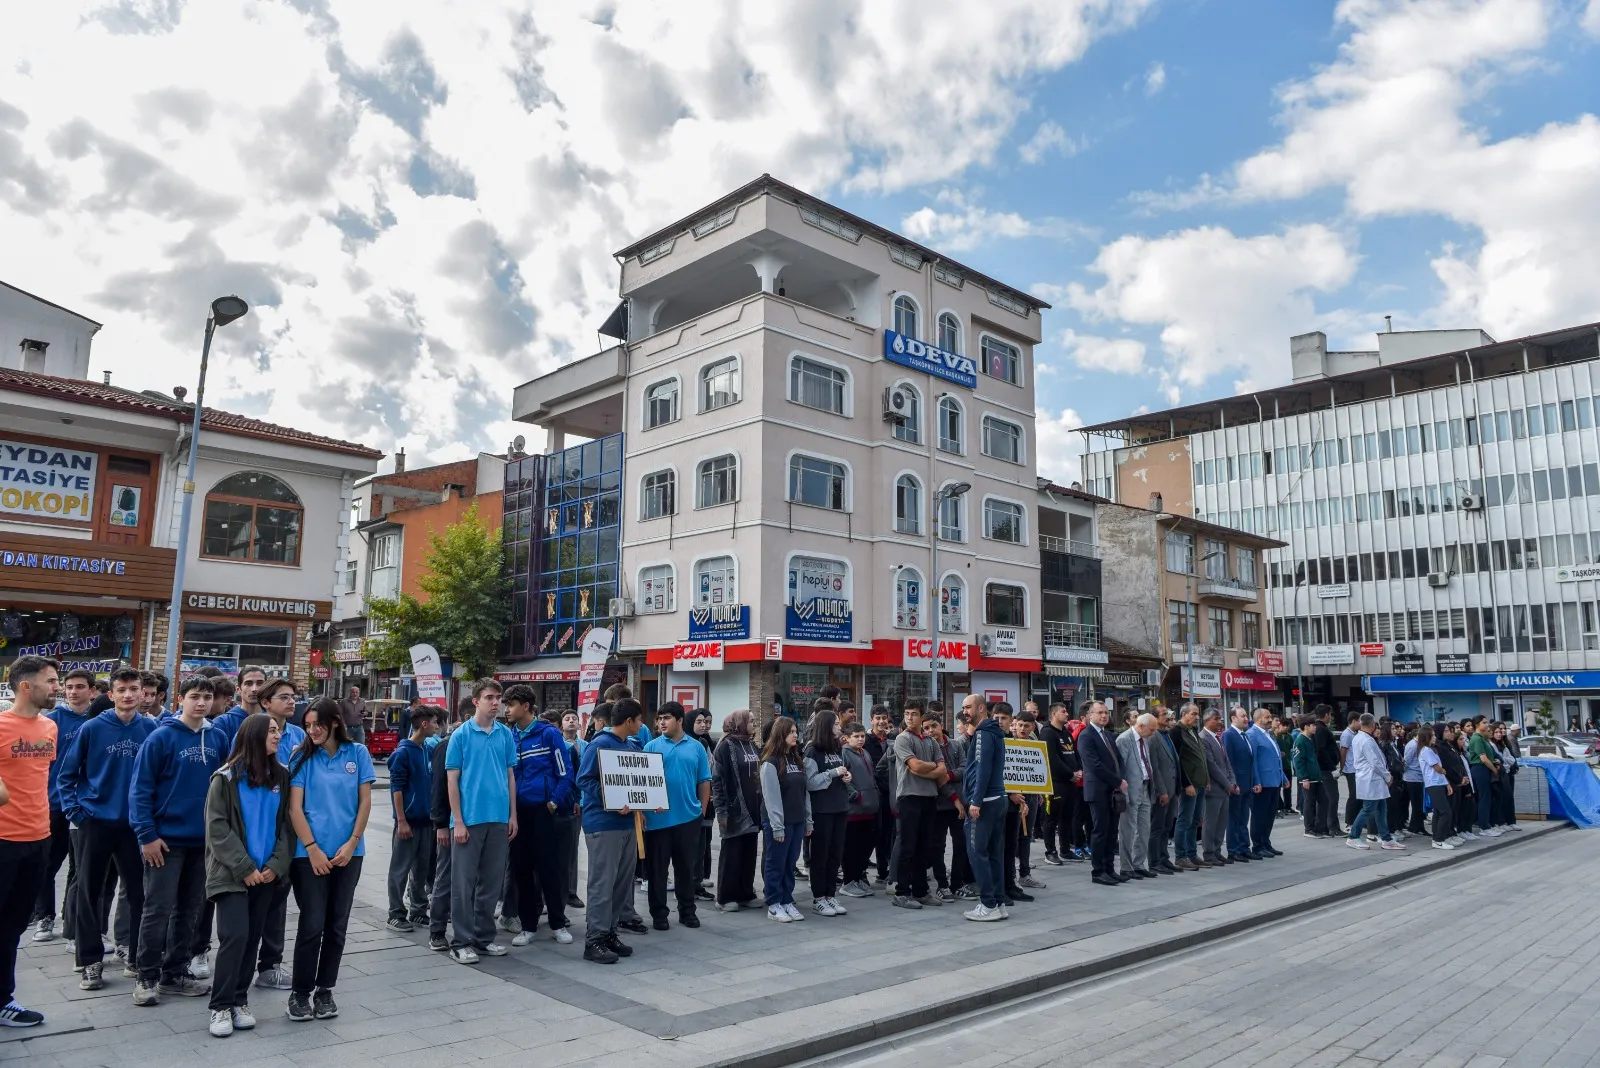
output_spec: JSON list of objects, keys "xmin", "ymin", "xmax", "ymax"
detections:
[{"xmin": 0, "ymin": 368, "xmax": 384, "ymax": 459}]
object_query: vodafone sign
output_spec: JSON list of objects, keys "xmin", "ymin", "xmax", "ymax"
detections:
[
  {"xmin": 1221, "ymin": 669, "xmax": 1278, "ymax": 692},
  {"xmin": 904, "ymin": 637, "xmax": 969, "ymax": 672},
  {"xmin": 672, "ymin": 641, "xmax": 725, "ymax": 671}
]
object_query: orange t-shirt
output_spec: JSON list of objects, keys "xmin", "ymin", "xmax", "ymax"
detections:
[{"xmin": 0, "ymin": 710, "xmax": 58, "ymax": 842}]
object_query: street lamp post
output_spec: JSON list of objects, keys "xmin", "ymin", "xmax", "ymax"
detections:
[
  {"xmin": 930, "ymin": 481, "xmax": 971, "ymax": 705},
  {"xmin": 162, "ymin": 296, "xmax": 250, "ymax": 686}
]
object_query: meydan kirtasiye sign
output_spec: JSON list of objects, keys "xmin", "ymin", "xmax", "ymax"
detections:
[{"xmin": 883, "ymin": 329, "xmax": 977, "ymax": 388}]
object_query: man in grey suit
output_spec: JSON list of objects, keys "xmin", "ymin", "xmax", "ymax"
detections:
[
  {"xmin": 1115, "ymin": 715, "xmax": 1160, "ymax": 879},
  {"xmin": 1199, "ymin": 708, "xmax": 1236, "ymax": 866},
  {"xmin": 1145, "ymin": 707, "xmax": 1179, "ymax": 875}
]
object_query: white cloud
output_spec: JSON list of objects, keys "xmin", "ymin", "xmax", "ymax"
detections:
[
  {"xmin": 1059, "ymin": 328, "xmax": 1146, "ymax": 374},
  {"xmin": 901, "ymin": 189, "xmax": 1092, "ymax": 251},
  {"xmin": 1067, "ymin": 224, "xmax": 1359, "ymax": 392},
  {"xmin": 1018, "ymin": 119, "xmax": 1079, "ymax": 163},
  {"xmin": 1144, "ymin": 61, "xmax": 1165, "ymax": 96},
  {"xmin": 0, "ymin": 0, "xmax": 1153, "ymax": 460},
  {"xmin": 1585, "ymin": 0, "xmax": 1600, "ymax": 37},
  {"xmin": 1035, "ymin": 406, "xmax": 1087, "ymax": 484}
]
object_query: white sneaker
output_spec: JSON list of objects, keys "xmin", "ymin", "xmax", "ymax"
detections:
[
  {"xmin": 511, "ymin": 930, "xmax": 535, "ymax": 947},
  {"xmin": 1431, "ymin": 840, "xmax": 1456, "ymax": 850},
  {"xmin": 187, "ymin": 954, "xmax": 211, "ymax": 980},
  {"xmin": 767, "ymin": 905, "xmax": 792, "ymax": 923},
  {"xmin": 812, "ymin": 899, "xmax": 837, "ymax": 917},
  {"xmin": 719, "ymin": 901, "xmax": 742, "ymax": 913},
  {"xmin": 965, "ymin": 904, "xmax": 1005, "ymax": 922},
  {"xmin": 1478, "ymin": 828, "xmax": 1503, "ymax": 838},
  {"xmin": 231, "ymin": 1005, "xmax": 256, "ymax": 1030},
  {"xmin": 1345, "ymin": 838, "xmax": 1371, "ymax": 850},
  {"xmin": 1447, "ymin": 835, "xmax": 1466, "ymax": 846},
  {"xmin": 1460, "ymin": 831, "xmax": 1478, "ymax": 840},
  {"xmin": 449, "ymin": 945, "xmax": 480, "ymax": 965},
  {"xmin": 784, "ymin": 903, "xmax": 805, "ymax": 921},
  {"xmin": 827, "ymin": 896, "xmax": 847, "ymax": 915},
  {"xmin": 481, "ymin": 942, "xmax": 508, "ymax": 957},
  {"xmin": 209, "ymin": 1008, "xmax": 234, "ymax": 1038},
  {"xmin": 552, "ymin": 927, "xmax": 573, "ymax": 945},
  {"xmin": 1379, "ymin": 839, "xmax": 1406, "ymax": 850},
  {"xmin": 31, "ymin": 920, "xmax": 54, "ymax": 943}
]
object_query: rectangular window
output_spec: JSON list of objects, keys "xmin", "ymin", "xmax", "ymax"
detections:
[
  {"xmin": 980, "ymin": 335, "xmax": 1021, "ymax": 385},
  {"xmin": 1207, "ymin": 606, "xmax": 1234, "ymax": 648},
  {"xmin": 983, "ymin": 499, "xmax": 1024, "ymax": 543},
  {"xmin": 981, "ymin": 417, "xmax": 1023, "ymax": 464},
  {"xmin": 1561, "ymin": 399, "xmax": 1577, "ymax": 431},
  {"xmin": 1203, "ymin": 538, "xmax": 1228, "ymax": 579},
  {"xmin": 1167, "ymin": 600, "xmax": 1197, "ymax": 646},
  {"xmin": 1166, "ymin": 531, "xmax": 1195, "ymax": 574},
  {"xmin": 1579, "ymin": 397, "xmax": 1593, "ymax": 429},
  {"xmin": 1534, "ymin": 469, "xmax": 1551, "ymax": 502},
  {"xmin": 1378, "ymin": 429, "xmax": 1392, "ymax": 458},
  {"xmin": 789, "ymin": 356, "xmax": 846, "ymax": 414},
  {"xmin": 1527, "ymin": 405, "xmax": 1544, "ymax": 436},
  {"xmin": 1510, "ymin": 409, "xmax": 1526, "ymax": 439},
  {"xmin": 1545, "ymin": 403, "xmax": 1558, "ymax": 435},
  {"xmin": 985, "ymin": 583, "xmax": 1026, "ymax": 626},
  {"xmin": 1242, "ymin": 612, "xmax": 1261, "ymax": 650}
]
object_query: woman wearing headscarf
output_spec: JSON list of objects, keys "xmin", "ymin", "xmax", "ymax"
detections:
[{"xmin": 709, "ymin": 710, "xmax": 761, "ymax": 911}]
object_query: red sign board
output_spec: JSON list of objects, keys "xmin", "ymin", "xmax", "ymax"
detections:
[
  {"xmin": 1252, "ymin": 648, "xmax": 1285, "ymax": 673},
  {"xmin": 311, "ymin": 665, "xmax": 331, "ymax": 680},
  {"xmin": 903, "ymin": 637, "xmax": 968, "ymax": 671},
  {"xmin": 1359, "ymin": 642, "xmax": 1385, "ymax": 657},
  {"xmin": 673, "ymin": 641, "xmax": 725, "ymax": 670},
  {"xmin": 1221, "ymin": 669, "xmax": 1277, "ymax": 691}
]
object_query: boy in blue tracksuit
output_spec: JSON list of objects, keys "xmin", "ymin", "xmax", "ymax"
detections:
[
  {"xmin": 961, "ymin": 694, "xmax": 1008, "ymax": 921},
  {"xmin": 386, "ymin": 707, "xmax": 440, "ymax": 932},
  {"xmin": 57, "ymin": 667, "xmax": 158, "ymax": 991},
  {"xmin": 505, "ymin": 686, "xmax": 577, "ymax": 945},
  {"xmin": 128, "ymin": 675, "xmax": 224, "ymax": 1004},
  {"xmin": 576, "ymin": 699, "xmax": 648, "ymax": 963}
]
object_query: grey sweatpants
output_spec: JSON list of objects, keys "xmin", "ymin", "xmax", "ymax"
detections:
[
  {"xmin": 1200, "ymin": 791, "xmax": 1228, "ymax": 859},
  {"xmin": 450, "ymin": 823, "xmax": 509, "ymax": 950},
  {"xmin": 584, "ymin": 828, "xmax": 637, "ymax": 943},
  {"xmin": 428, "ymin": 835, "xmax": 452, "ymax": 936}
]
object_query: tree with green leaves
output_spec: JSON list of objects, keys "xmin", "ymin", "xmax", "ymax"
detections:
[{"xmin": 363, "ymin": 501, "xmax": 510, "ymax": 680}]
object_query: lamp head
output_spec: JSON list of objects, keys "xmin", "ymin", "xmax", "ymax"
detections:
[{"xmin": 210, "ymin": 295, "xmax": 249, "ymax": 327}]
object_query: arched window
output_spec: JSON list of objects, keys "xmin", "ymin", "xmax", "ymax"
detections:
[
  {"xmin": 789, "ymin": 355, "xmax": 847, "ymax": 414},
  {"xmin": 892, "ymin": 294, "xmax": 918, "ymax": 338},
  {"xmin": 697, "ymin": 455, "xmax": 738, "ymax": 507},
  {"xmin": 981, "ymin": 415, "xmax": 1024, "ymax": 464},
  {"xmin": 894, "ymin": 474, "xmax": 921, "ymax": 535},
  {"xmin": 789, "ymin": 454, "xmax": 848, "ymax": 510},
  {"xmin": 892, "ymin": 381, "xmax": 921, "ymax": 444},
  {"xmin": 940, "ymin": 574, "xmax": 965, "ymax": 633},
  {"xmin": 937, "ymin": 487, "xmax": 964, "ymax": 542},
  {"xmin": 895, "ymin": 566, "xmax": 923, "ymax": 629},
  {"xmin": 938, "ymin": 396, "xmax": 964, "ymax": 454},
  {"xmin": 641, "ymin": 470, "xmax": 676, "ymax": 519},
  {"xmin": 701, "ymin": 357, "xmax": 740, "ymax": 411},
  {"xmin": 983, "ymin": 498, "xmax": 1025, "ymax": 543},
  {"xmin": 937, "ymin": 312, "xmax": 961, "ymax": 353},
  {"xmin": 202, "ymin": 472, "xmax": 302, "ymax": 564},
  {"xmin": 695, "ymin": 555, "xmax": 737, "ymax": 606},
  {"xmin": 644, "ymin": 379, "xmax": 678, "ymax": 428}
]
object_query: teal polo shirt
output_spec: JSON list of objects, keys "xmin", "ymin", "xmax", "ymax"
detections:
[
  {"xmin": 444, "ymin": 718, "xmax": 517, "ymax": 828},
  {"xmin": 289, "ymin": 742, "xmax": 376, "ymax": 857},
  {"xmin": 642, "ymin": 732, "xmax": 712, "ymax": 831}
]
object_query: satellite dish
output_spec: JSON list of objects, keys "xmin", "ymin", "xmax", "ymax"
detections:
[{"xmin": 513, "ymin": 435, "xmax": 526, "ymax": 453}]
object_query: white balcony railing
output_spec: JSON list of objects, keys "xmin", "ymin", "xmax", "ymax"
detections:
[
  {"xmin": 1044, "ymin": 621, "xmax": 1100, "ymax": 649},
  {"xmin": 1040, "ymin": 534, "xmax": 1100, "ymax": 558},
  {"xmin": 1197, "ymin": 577, "xmax": 1258, "ymax": 601}
]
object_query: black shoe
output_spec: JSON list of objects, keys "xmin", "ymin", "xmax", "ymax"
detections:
[
  {"xmin": 1269, "ymin": 847, "xmax": 1285, "ymax": 856},
  {"xmin": 566, "ymin": 893, "xmax": 585, "ymax": 909},
  {"xmin": 312, "ymin": 989, "xmax": 337, "ymax": 1020},
  {"xmin": 1157, "ymin": 862, "xmax": 1181, "ymax": 875},
  {"xmin": 679, "ymin": 914, "xmax": 701, "ymax": 928},
  {"xmin": 1112, "ymin": 871, "xmax": 1132, "ymax": 883},
  {"xmin": 1231, "ymin": 854, "xmax": 1250, "ymax": 862},
  {"xmin": 285, "ymin": 993, "xmax": 313, "ymax": 1022},
  {"xmin": 652, "ymin": 917, "xmax": 670, "ymax": 931},
  {"xmin": 1092, "ymin": 873, "xmax": 1120, "ymax": 886},
  {"xmin": 584, "ymin": 939, "xmax": 619, "ymax": 965},
  {"xmin": 693, "ymin": 887, "xmax": 714, "ymax": 901},
  {"xmin": 603, "ymin": 933, "xmax": 634, "ymax": 958},
  {"xmin": 618, "ymin": 918, "xmax": 648, "ymax": 935},
  {"xmin": 1134, "ymin": 868, "xmax": 1157, "ymax": 878},
  {"xmin": 1010, "ymin": 888, "xmax": 1035, "ymax": 902},
  {"xmin": 1001, "ymin": 897, "xmax": 1015, "ymax": 907},
  {"xmin": 1063, "ymin": 850, "xmax": 1086, "ymax": 863}
]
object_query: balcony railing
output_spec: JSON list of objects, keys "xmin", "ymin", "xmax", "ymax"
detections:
[
  {"xmin": 1040, "ymin": 534, "xmax": 1100, "ymax": 559},
  {"xmin": 1197, "ymin": 576, "xmax": 1258, "ymax": 601},
  {"xmin": 1044, "ymin": 621, "xmax": 1100, "ymax": 649}
]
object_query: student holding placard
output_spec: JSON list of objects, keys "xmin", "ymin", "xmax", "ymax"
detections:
[{"xmin": 576, "ymin": 698, "xmax": 652, "ymax": 964}]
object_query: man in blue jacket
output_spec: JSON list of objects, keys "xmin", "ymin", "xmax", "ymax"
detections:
[
  {"xmin": 959, "ymin": 693, "xmax": 1007, "ymax": 921},
  {"xmin": 1247, "ymin": 709, "xmax": 1287, "ymax": 859},
  {"xmin": 385, "ymin": 706, "xmax": 439, "ymax": 933},
  {"xmin": 128, "ymin": 675, "xmax": 224, "ymax": 1005},
  {"xmin": 1222, "ymin": 707, "xmax": 1257, "ymax": 861},
  {"xmin": 31, "ymin": 668, "xmax": 99, "ymax": 944},
  {"xmin": 577, "ymin": 698, "xmax": 648, "ymax": 964},
  {"xmin": 505, "ymin": 685, "xmax": 577, "ymax": 946},
  {"xmin": 56, "ymin": 667, "xmax": 157, "ymax": 992}
]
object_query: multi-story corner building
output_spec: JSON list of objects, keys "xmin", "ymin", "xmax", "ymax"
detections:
[
  {"xmin": 505, "ymin": 176, "xmax": 1047, "ymax": 721},
  {"xmin": 333, "ymin": 450, "xmax": 506, "ymax": 700},
  {"xmin": 0, "ymin": 280, "xmax": 100, "ymax": 379},
  {"xmin": 1081, "ymin": 321, "xmax": 1600, "ymax": 728}
]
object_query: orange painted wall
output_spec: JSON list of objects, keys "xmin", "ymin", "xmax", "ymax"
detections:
[{"xmin": 392, "ymin": 490, "xmax": 504, "ymax": 601}]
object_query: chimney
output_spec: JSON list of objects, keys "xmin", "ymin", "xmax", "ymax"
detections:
[
  {"xmin": 1148, "ymin": 491, "xmax": 1163, "ymax": 512},
  {"xmin": 394, "ymin": 448, "xmax": 406, "ymax": 474},
  {"xmin": 173, "ymin": 385, "xmax": 187, "ymax": 402},
  {"xmin": 102, "ymin": 371, "xmax": 112, "ymax": 385}
]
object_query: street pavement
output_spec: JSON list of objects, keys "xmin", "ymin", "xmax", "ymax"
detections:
[
  {"xmin": 0, "ymin": 790, "xmax": 1566, "ymax": 1068},
  {"xmin": 810, "ymin": 823, "xmax": 1600, "ymax": 1068}
]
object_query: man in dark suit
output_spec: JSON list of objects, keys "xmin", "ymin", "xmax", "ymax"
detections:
[
  {"xmin": 1199, "ymin": 709, "xmax": 1236, "ymax": 865},
  {"xmin": 1222, "ymin": 707, "xmax": 1257, "ymax": 861},
  {"xmin": 1077, "ymin": 699, "xmax": 1127, "ymax": 886}
]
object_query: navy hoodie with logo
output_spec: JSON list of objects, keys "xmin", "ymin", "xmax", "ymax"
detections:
[
  {"xmin": 963, "ymin": 716, "xmax": 1007, "ymax": 805},
  {"xmin": 45, "ymin": 704, "xmax": 98, "ymax": 813},
  {"xmin": 130, "ymin": 717, "xmax": 226, "ymax": 847},
  {"xmin": 57, "ymin": 709, "xmax": 157, "ymax": 825}
]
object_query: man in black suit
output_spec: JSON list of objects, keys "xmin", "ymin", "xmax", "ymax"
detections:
[{"xmin": 1076, "ymin": 700, "xmax": 1127, "ymax": 886}]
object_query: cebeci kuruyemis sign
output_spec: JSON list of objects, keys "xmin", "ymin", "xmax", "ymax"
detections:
[{"xmin": 0, "ymin": 440, "xmax": 97, "ymax": 521}]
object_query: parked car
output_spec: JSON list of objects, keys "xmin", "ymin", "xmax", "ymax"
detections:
[{"xmin": 1522, "ymin": 734, "xmax": 1598, "ymax": 762}]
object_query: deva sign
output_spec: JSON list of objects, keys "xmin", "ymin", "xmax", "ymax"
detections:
[{"xmin": 883, "ymin": 329, "xmax": 977, "ymax": 388}]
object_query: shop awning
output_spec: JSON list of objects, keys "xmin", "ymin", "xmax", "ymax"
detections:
[{"xmin": 1047, "ymin": 667, "xmax": 1105, "ymax": 680}]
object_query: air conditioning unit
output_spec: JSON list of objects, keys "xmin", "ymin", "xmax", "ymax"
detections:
[
  {"xmin": 882, "ymin": 385, "xmax": 914, "ymax": 422},
  {"xmin": 1459, "ymin": 494, "xmax": 1484, "ymax": 511},
  {"xmin": 608, "ymin": 597, "xmax": 634, "ymax": 619},
  {"xmin": 1426, "ymin": 571, "xmax": 1450, "ymax": 588},
  {"xmin": 1393, "ymin": 640, "xmax": 1413, "ymax": 654},
  {"xmin": 1143, "ymin": 668, "xmax": 1162, "ymax": 686},
  {"xmin": 978, "ymin": 633, "xmax": 995, "ymax": 656}
]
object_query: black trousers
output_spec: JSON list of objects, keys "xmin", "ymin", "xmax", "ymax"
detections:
[
  {"xmin": 258, "ymin": 879, "xmax": 291, "ymax": 974},
  {"xmin": 842, "ymin": 817, "xmax": 876, "ymax": 884},
  {"xmin": 1087, "ymin": 793, "xmax": 1118, "ymax": 876},
  {"xmin": 645, "ymin": 819, "xmax": 700, "ymax": 922},
  {"xmin": 0, "ymin": 839, "xmax": 47, "ymax": 1006},
  {"xmin": 137, "ymin": 843, "xmax": 206, "ymax": 984},
  {"xmin": 1343, "ymin": 772, "xmax": 1361, "ymax": 827},
  {"xmin": 699, "ymin": 823, "xmax": 713, "ymax": 885},
  {"xmin": 1406, "ymin": 782, "xmax": 1426, "ymax": 834},
  {"xmin": 209, "ymin": 884, "xmax": 275, "ymax": 1012},
  {"xmin": 1003, "ymin": 803, "xmax": 1022, "ymax": 888},
  {"xmin": 1300, "ymin": 781, "xmax": 1324, "ymax": 834},
  {"xmin": 1455, "ymin": 786, "xmax": 1476, "ymax": 835},
  {"xmin": 1427, "ymin": 785, "xmax": 1454, "ymax": 843},
  {"xmin": 893, "ymin": 795, "xmax": 937, "ymax": 898},
  {"xmin": 1319, "ymin": 773, "xmax": 1342, "ymax": 834},
  {"xmin": 509, "ymin": 804, "xmax": 572, "ymax": 931},
  {"xmin": 942, "ymin": 807, "xmax": 972, "ymax": 889},
  {"xmin": 874, "ymin": 794, "xmax": 896, "ymax": 878},
  {"xmin": 1388, "ymin": 783, "xmax": 1409, "ymax": 834},
  {"xmin": 73, "ymin": 818, "xmax": 144, "ymax": 969},
  {"xmin": 808, "ymin": 812, "xmax": 847, "ymax": 899},
  {"xmin": 1041, "ymin": 791, "xmax": 1075, "ymax": 856},
  {"xmin": 716, "ymin": 832, "xmax": 758, "ymax": 905},
  {"xmin": 30, "ymin": 810, "xmax": 74, "ymax": 926},
  {"xmin": 289, "ymin": 856, "xmax": 362, "ymax": 996}
]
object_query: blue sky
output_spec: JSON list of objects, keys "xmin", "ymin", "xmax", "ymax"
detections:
[{"xmin": 2, "ymin": 0, "xmax": 1598, "ymax": 481}]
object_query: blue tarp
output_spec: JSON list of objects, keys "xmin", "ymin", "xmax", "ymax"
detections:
[{"xmin": 1523, "ymin": 759, "xmax": 1600, "ymax": 828}]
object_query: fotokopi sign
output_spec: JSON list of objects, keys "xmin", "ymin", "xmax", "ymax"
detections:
[
  {"xmin": 1003, "ymin": 738, "xmax": 1053, "ymax": 795},
  {"xmin": 0, "ymin": 439, "xmax": 97, "ymax": 522}
]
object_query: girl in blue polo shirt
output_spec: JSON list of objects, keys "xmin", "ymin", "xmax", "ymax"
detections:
[{"xmin": 284, "ymin": 698, "xmax": 374, "ymax": 1024}]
